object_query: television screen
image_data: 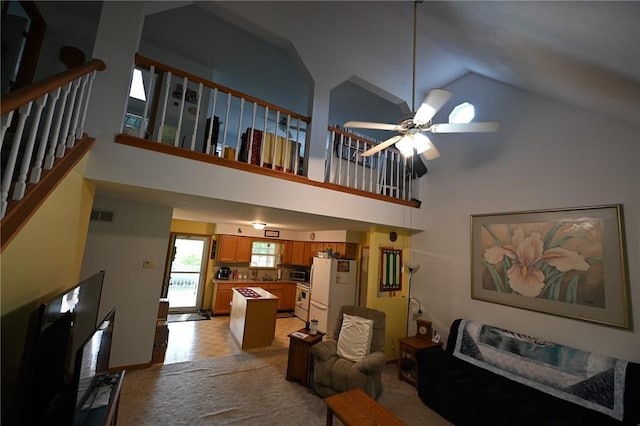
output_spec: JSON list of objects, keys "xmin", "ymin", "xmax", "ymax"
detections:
[
  {"xmin": 74, "ymin": 308, "xmax": 115, "ymax": 411},
  {"xmin": 43, "ymin": 270, "xmax": 105, "ymax": 374}
]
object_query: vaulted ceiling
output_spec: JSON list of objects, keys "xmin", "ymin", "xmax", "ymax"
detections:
[{"xmin": 38, "ymin": 1, "xmax": 640, "ymax": 232}]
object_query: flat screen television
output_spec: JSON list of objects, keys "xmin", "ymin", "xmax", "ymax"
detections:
[
  {"xmin": 72, "ymin": 308, "xmax": 115, "ymax": 422},
  {"xmin": 8, "ymin": 271, "xmax": 107, "ymax": 425}
]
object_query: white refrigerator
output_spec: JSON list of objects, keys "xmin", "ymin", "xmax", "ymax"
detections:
[{"xmin": 309, "ymin": 257, "xmax": 357, "ymax": 338}]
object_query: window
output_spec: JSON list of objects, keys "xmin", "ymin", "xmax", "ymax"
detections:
[
  {"xmin": 449, "ymin": 102, "xmax": 475, "ymax": 124},
  {"xmin": 129, "ymin": 68, "xmax": 146, "ymax": 101},
  {"xmin": 250, "ymin": 241, "xmax": 280, "ymax": 268}
]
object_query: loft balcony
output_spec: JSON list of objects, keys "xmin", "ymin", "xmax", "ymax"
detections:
[
  {"xmin": 117, "ymin": 54, "xmax": 420, "ymax": 204},
  {"xmin": 1, "ymin": 55, "xmax": 422, "ymax": 249}
]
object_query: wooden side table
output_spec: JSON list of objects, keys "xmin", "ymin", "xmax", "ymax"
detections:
[
  {"xmin": 398, "ymin": 336, "xmax": 442, "ymax": 387},
  {"xmin": 286, "ymin": 328, "xmax": 324, "ymax": 387}
]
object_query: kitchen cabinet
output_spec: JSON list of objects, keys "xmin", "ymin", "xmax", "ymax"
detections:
[
  {"xmin": 281, "ymin": 240, "xmax": 294, "ymax": 265},
  {"xmin": 269, "ymin": 282, "xmax": 296, "ymax": 311},
  {"xmin": 217, "ymin": 235, "xmax": 253, "ymax": 263},
  {"xmin": 213, "ymin": 281, "xmax": 297, "ymax": 314},
  {"xmin": 291, "ymin": 241, "xmax": 308, "ymax": 266}
]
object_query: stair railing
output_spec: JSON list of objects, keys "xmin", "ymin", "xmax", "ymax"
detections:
[{"xmin": 0, "ymin": 59, "xmax": 106, "ymax": 219}]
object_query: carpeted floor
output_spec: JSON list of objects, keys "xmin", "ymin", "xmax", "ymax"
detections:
[{"xmin": 117, "ymin": 348, "xmax": 452, "ymax": 426}]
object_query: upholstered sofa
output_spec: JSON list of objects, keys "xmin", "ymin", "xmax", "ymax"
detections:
[{"xmin": 416, "ymin": 319, "xmax": 640, "ymax": 426}]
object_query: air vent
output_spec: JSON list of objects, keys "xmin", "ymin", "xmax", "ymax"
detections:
[{"xmin": 90, "ymin": 209, "xmax": 114, "ymax": 222}]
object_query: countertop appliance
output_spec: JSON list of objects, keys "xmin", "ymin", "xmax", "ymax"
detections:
[
  {"xmin": 289, "ymin": 270, "xmax": 309, "ymax": 282},
  {"xmin": 215, "ymin": 267, "xmax": 231, "ymax": 280},
  {"xmin": 309, "ymin": 257, "xmax": 357, "ymax": 338},
  {"xmin": 294, "ymin": 282, "xmax": 310, "ymax": 321}
]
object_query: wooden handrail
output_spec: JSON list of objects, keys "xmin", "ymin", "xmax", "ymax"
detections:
[
  {"xmin": 1, "ymin": 59, "xmax": 106, "ymax": 115},
  {"xmin": 135, "ymin": 53, "xmax": 310, "ymax": 123},
  {"xmin": 329, "ymin": 125, "xmax": 401, "ymax": 153}
]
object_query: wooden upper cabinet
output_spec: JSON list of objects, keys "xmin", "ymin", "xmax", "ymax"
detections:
[
  {"xmin": 217, "ymin": 235, "xmax": 253, "ymax": 263},
  {"xmin": 291, "ymin": 241, "xmax": 307, "ymax": 266},
  {"xmin": 281, "ymin": 240, "xmax": 293, "ymax": 265},
  {"xmin": 236, "ymin": 236, "xmax": 253, "ymax": 263}
]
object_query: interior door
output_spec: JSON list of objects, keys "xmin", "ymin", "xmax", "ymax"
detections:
[{"xmin": 166, "ymin": 234, "xmax": 209, "ymax": 313}]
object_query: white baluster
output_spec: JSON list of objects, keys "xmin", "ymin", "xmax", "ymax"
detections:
[
  {"xmin": 189, "ymin": 82, "xmax": 203, "ymax": 151},
  {"xmin": 235, "ymin": 98, "xmax": 245, "ymax": 160},
  {"xmin": 0, "ymin": 111, "xmax": 14, "ymax": 150},
  {"xmin": 156, "ymin": 71, "xmax": 172, "ymax": 143},
  {"xmin": 68, "ymin": 74, "xmax": 89, "ymax": 147},
  {"xmin": 204, "ymin": 88, "xmax": 218, "ymax": 155},
  {"xmin": 50, "ymin": 81, "xmax": 72, "ymax": 164},
  {"xmin": 13, "ymin": 94, "xmax": 48, "ymax": 200},
  {"xmin": 221, "ymin": 93, "xmax": 231, "ymax": 153},
  {"xmin": 1, "ymin": 102, "xmax": 32, "ymax": 218},
  {"xmin": 76, "ymin": 70, "xmax": 96, "ymax": 140},
  {"xmin": 139, "ymin": 65, "xmax": 155, "ymax": 139},
  {"xmin": 174, "ymin": 77, "xmax": 187, "ymax": 147},
  {"xmin": 30, "ymin": 87, "xmax": 61, "ymax": 183},
  {"xmin": 57, "ymin": 78, "xmax": 80, "ymax": 157}
]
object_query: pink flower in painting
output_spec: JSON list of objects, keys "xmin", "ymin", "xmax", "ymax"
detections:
[{"xmin": 484, "ymin": 227, "xmax": 590, "ymax": 297}]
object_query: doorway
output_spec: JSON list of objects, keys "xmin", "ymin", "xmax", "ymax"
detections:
[{"xmin": 166, "ymin": 234, "xmax": 209, "ymax": 313}]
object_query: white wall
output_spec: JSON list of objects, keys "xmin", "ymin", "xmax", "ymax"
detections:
[
  {"xmin": 80, "ymin": 197, "xmax": 173, "ymax": 368},
  {"xmin": 411, "ymin": 73, "xmax": 640, "ymax": 362}
]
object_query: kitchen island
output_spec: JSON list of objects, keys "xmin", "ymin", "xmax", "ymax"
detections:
[
  {"xmin": 229, "ymin": 287, "xmax": 278, "ymax": 350},
  {"xmin": 212, "ymin": 280, "xmax": 297, "ymax": 315}
]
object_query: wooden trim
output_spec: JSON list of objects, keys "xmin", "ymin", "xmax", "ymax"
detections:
[
  {"xmin": 13, "ymin": 1, "xmax": 46, "ymax": 90},
  {"xmin": 0, "ymin": 136, "xmax": 95, "ymax": 252},
  {"xmin": 109, "ymin": 362, "xmax": 151, "ymax": 373},
  {"xmin": 1, "ymin": 59, "xmax": 106, "ymax": 115},
  {"xmin": 115, "ymin": 134, "xmax": 420, "ymax": 208},
  {"xmin": 135, "ymin": 53, "xmax": 310, "ymax": 123}
]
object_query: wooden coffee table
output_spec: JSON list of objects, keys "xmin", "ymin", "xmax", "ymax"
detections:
[{"xmin": 323, "ymin": 388, "xmax": 406, "ymax": 425}]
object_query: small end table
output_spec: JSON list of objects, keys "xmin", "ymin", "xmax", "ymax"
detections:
[
  {"xmin": 286, "ymin": 328, "xmax": 324, "ymax": 387},
  {"xmin": 398, "ymin": 336, "xmax": 442, "ymax": 387}
]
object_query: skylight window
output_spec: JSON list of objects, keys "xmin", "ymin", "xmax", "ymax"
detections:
[
  {"xmin": 129, "ymin": 69, "xmax": 146, "ymax": 101},
  {"xmin": 449, "ymin": 102, "xmax": 475, "ymax": 124}
]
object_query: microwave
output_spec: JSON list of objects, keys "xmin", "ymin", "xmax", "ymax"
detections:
[{"xmin": 289, "ymin": 270, "xmax": 309, "ymax": 282}]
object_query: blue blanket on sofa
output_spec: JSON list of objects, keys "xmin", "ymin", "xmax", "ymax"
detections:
[{"xmin": 453, "ymin": 320, "xmax": 628, "ymax": 421}]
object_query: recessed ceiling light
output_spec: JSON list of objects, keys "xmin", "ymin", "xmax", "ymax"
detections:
[{"xmin": 252, "ymin": 222, "xmax": 266, "ymax": 230}]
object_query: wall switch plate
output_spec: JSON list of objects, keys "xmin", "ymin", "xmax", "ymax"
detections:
[{"xmin": 142, "ymin": 260, "xmax": 155, "ymax": 268}]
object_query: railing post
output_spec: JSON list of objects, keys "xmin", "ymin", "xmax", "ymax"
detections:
[
  {"xmin": 30, "ymin": 87, "xmax": 60, "ymax": 183},
  {"xmin": 1, "ymin": 102, "xmax": 32, "ymax": 217},
  {"xmin": 13, "ymin": 94, "xmax": 48, "ymax": 201}
]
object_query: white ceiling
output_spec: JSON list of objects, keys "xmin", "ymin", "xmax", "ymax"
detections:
[{"xmin": 42, "ymin": 1, "xmax": 639, "ymax": 232}]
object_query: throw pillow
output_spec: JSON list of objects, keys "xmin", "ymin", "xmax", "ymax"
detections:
[{"xmin": 336, "ymin": 313, "xmax": 374, "ymax": 362}]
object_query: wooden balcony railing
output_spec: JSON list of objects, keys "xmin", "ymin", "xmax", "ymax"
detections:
[
  {"xmin": 326, "ymin": 126, "xmax": 412, "ymax": 200},
  {"xmin": 119, "ymin": 54, "xmax": 415, "ymax": 201},
  {"xmin": 120, "ymin": 54, "xmax": 310, "ymax": 176},
  {"xmin": 1, "ymin": 59, "xmax": 105, "ymax": 248}
]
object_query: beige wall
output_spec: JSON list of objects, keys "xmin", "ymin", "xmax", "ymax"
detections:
[{"xmin": 1, "ymin": 157, "xmax": 94, "ymax": 408}]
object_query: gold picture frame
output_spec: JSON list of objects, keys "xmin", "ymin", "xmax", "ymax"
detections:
[{"xmin": 471, "ymin": 204, "xmax": 630, "ymax": 328}]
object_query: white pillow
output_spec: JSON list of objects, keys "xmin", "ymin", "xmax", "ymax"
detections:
[{"xmin": 336, "ymin": 313, "xmax": 374, "ymax": 362}]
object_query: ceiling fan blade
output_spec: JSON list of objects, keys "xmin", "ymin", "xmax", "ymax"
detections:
[
  {"xmin": 413, "ymin": 89, "xmax": 452, "ymax": 125},
  {"xmin": 343, "ymin": 121, "xmax": 402, "ymax": 131},
  {"xmin": 421, "ymin": 143, "xmax": 441, "ymax": 160},
  {"xmin": 429, "ymin": 122, "xmax": 500, "ymax": 133},
  {"xmin": 360, "ymin": 135, "xmax": 401, "ymax": 157}
]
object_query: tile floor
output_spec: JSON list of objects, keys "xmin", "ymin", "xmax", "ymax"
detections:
[{"xmin": 164, "ymin": 314, "xmax": 305, "ymax": 364}]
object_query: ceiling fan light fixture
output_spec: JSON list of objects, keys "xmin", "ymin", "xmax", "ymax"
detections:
[
  {"xmin": 412, "ymin": 132, "xmax": 433, "ymax": 154},
  {"xmin": 396, "ymin": 135, "xmax": 415, "ymax": 157}
]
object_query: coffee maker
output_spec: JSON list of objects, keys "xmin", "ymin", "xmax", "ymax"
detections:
[{"xmin": 215, "ymin": 267, "xmax": 231, "ymax": 280}]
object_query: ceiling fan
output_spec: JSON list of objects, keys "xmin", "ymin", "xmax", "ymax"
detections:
[{"xmin": 344, "ymin": 1, "xmax": 500, "ymax": 160}]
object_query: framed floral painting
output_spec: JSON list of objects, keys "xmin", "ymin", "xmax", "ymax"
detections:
[{"xmin": 471, "ymin": 205, "xmax": 630, "ymax": 328}]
